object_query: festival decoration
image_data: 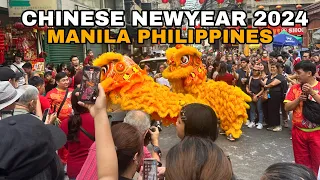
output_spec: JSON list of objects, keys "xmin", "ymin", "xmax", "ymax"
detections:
[
  {"xmin": 195, "ymin": 24, "xmax": 201, "ymax": 29},
  {"xmin": 162, "ymin": 0, "xmax": 168, "ymax": 3},
  {"xmin": 236, "ymin": 0, "xmax": 243, "ymax": 5},
  {"xmin": 296, "ymin": 4, "xmax": 302, "ymax": 9},
  {"xmin": 258, "ymin": 5, "xmax": 264, "ymax": 9},
  {"xmin": 182, "ymin": 26, "xmax": 187, "ymax": 31},
  {"xmin": 217, "ymin": 0, "xmax": 224, "ymax": 6},
  {"xmin": 199, "ymin": 0, "xmax": 205, "ymax": 4},
  {"xmin": 93, "ymin": 53, "xmax": 203, "ymax": 125},
  {"xmin": 276, "ymin": 5, "xmax": 282, "ymax": 10},
  {"xmin": 13, "ymin": 22, "xmax": 25, "ymax": 30},
  {"xmin": 180, "ymin": 0, "xmax": 186, "ymax": 5},
  {"xmin": 163, "ymin": 45, "xmax": 251, "ymax": 139}
]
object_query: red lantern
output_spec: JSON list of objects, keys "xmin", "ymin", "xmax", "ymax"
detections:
[
  {"xmin": 180, "ymin": 0, "xmax": 186, "ymax": 5},
  {"xmin": 217, "ymin": 0, "xmax": 224, "ymax": 4},
  {"xmin": 296, "ymin": 4, "xmax": 302, "ymax": 9},
  {"xmin": 236, "ymin": 0, "xmax": 243, "ymax": 4},
  {"xmin": 199, "ymin": 0, "xmax": 205, "ymax": 4},
  {"xmin": 195, "ymin": 24, "xmax": 201, "ymax": 29},
  {"xmin": 255, "ymin": 0, "xmax": 260, "ymax": 1},
  {"xmin": 182, "ymin": 26, "xmax": 187, "ymax": 31},
  {"xmin": 13, "ymin": 22, "xmax": 25, "ymax": 30},
  {"xmin": 162, "ymin": 0, "xmax": 168, "ymax": 3}
]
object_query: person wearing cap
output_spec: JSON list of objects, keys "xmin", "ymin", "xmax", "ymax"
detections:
[
  {"xmin": 246, "ymin": 65, "xmax": 265, "ymax": 130},
  {"xmin": 0, "ymin": 81, "xmax": 25, "ymax": 119},
  {"xmin": 0, "ymin": 114, "xmax": 66, "ymax": 179},
  {"xmin": 0, "ymin": 66, "xmax": 22, "ymax": 88}
]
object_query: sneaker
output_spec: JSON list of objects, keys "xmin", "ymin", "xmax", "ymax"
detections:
[
  {"xmin": 273, "ymin": 126, "xmax": 282, "ymax": 132},
  {"xmin": 267, "ymin": 126, "xmax": 274, "ymax": 131},
  {"xmin": 248, "ymin": 122, "xmax": 255, "ymax": 128},
  {"xmin": 245, "ymin": 121, "xmax": 250, "ymax": 126},
  {"xmin": 227, "ymin": 134, "xmax": 236, "ymax": 142},
  {"xmin": 256, "ymin": 123, "xmax": 263, "ymax": 130}
]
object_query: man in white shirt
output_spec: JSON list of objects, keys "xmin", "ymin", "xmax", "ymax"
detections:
[
  {"xmin": 10, "ymin": 53, "xmax": 26, "ymax": 86},
  {"xmin": 154, "ymin": 64, "xmax": 171, "ymax": 88}
]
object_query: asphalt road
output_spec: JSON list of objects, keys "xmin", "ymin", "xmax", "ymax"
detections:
[{"xmin": 157, "ymin": 125, "xmax": 294, "ymax": 180}]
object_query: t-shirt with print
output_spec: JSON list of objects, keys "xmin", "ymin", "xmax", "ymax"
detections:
[{"xmin": 284, "ymin": 82, "xmax": 320, "ymax": 130}]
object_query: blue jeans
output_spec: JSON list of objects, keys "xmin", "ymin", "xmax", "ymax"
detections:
[{"xmin": 250, "ymin": 97, "xmax": 264, "ymax": 124}]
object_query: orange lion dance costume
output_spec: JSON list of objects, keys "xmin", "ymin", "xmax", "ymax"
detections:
[
  {"xmin": 163, "ymin": 44, "xmax": 251, "ymax": 139},
  {"xmin": 93, "ymin": 52, "xmax": 203, "ymax": 125}
]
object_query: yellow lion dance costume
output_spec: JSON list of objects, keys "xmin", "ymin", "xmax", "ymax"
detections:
[
  {"xmin": 93, "ymin": 52, "xmax": 204, "ymax": 126},
  {"xmin": 163, "ymin": 44, "xmax": 251, "ymax": 139}
]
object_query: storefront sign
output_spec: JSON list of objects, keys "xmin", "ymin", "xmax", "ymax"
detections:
[
  {"xmin": 268, "ymin": 25, "xmax": 303, "ymax": 36},
  {"xmin": 8, "ymin": 0, "xmax": 57, "ymax": 17},
  {"xmin": 31, "ymin": 58, "xmax": 45, "ymax": 74}
]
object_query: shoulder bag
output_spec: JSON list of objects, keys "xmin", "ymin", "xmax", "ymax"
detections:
[
  {"xmin": 80, "ymin": 126, "xmax": 95, "ymax": 141},
  {"xmin": 56, "ymin": 88, "xmax": 69, "ymax": 118}
]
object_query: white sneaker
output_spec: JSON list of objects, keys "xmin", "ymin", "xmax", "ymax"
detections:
[
  {"xmin": 245, "ymin": 120, "xmax": 250, "ymax": 126},
  {"xmin": 248, "ymin": 122, "xmax": 255, "ymax": 128},
  {"xmin": 256, "ymin": 123, "xmax": 263, "ymax": 130}
]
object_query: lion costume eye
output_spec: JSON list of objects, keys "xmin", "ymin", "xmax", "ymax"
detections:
[
  {"xmin": 181, "ymin": 55, "xmax": 190, "ymax": 65},
  {"xmin": 101, "ymin": 65, "xmax": 109, "ymax": 74}
]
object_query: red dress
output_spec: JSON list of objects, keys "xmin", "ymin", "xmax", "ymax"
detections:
[
  {"xmin": 215, "ymin": 73, "xmax": 234, "ymax": 85},
  {"xmin": 61, "ymin": 113, "xmax": 95, "ymax": 178}
]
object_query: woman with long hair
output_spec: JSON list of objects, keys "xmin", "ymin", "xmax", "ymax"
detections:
[
  {"xmin": 77, "ymin": 123, "xmax": 144, "ymax": 180},
  {"xmin": 60, "ymin": 89, "xmax": 95, "ymax": 179},
  {"xmin": 215, "ymin": 62, "xmax": 235, "ymax": 85}
]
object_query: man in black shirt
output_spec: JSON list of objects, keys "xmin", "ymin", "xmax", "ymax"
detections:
[
  {"xmin": 234, "ymin": 58, "xmax": 250, "ymax": 92},
  {"xmin": 44, "ymin": 71, "xmax": 56, "ymax": 94}
]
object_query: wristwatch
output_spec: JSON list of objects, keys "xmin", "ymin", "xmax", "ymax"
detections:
[{"xmin": 153, "ymin": 145, "xmax": 162, "ymax": 159}]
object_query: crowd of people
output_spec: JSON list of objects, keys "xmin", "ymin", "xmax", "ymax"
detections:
[{"xmin": 0, "ymin": 47, "xmax": 319, "ymax": 180}]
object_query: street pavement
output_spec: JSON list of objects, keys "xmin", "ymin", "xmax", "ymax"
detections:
[{"xmin": 157, "ymin": 125, "xmax": 294, "ymax": 180}]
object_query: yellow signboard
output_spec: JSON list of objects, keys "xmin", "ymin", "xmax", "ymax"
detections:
[{"xmin": 9, "ymin": 0, "xmax": 57, "ymax": 17}]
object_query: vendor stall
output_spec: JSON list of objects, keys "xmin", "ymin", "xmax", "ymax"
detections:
[{"xmin": 1, "ymin": 22, "xmax": 47, "ymax": 74}]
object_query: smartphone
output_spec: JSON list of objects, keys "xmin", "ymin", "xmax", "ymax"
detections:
[
  {"xmin": 42, "ymin": 108, "xmax": 50, "ymax": 123},
  {"xmin": 80, "ymin": 66, "xmax": 101, "ymax": 103},
  {"xmin": 143, "ymin": 158, "xmax": 158, "ymax": 180}
]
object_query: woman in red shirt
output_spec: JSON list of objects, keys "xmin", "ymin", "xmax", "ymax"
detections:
[
  {"xmin": 215, "ymin": 62, "xmax": 235, "ymax": 85},
  {"xmin": 61, "ymin": 89, "xmax": 95, "ymax": 179}
]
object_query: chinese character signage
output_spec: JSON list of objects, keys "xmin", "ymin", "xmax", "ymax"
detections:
[{"xmin": 8, "ymin": 0, "xmax": 57, "ymax": 17}]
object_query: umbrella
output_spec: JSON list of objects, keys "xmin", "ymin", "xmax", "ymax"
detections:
[
  {"xmin": 279, "ymin": 31, "xmax": 302, "ymax": 43},
  {"xmin": 273, "ymin": 33, "xmax": 302, "ymax": 47}
]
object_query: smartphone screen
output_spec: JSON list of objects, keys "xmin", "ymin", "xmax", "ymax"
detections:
[
  {"xmin": 80, "ymin": 66, "xmax": 101, "ymax": 103},
  {"xmin": 143, "ymin": 158, "xmax": 157, "ymax": 180},
  {"xmin": 42, "ymin": 108, "xmax": 50, "ymax": 123}
]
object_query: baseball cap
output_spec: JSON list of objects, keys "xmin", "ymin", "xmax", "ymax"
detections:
[
  {"xmin": 0, "ymin": 114, "xmax": 67, "ymax": 179},
  {"xmin": 0, "ymin": 67, "xmax": 22, "ymax": 81},
  {"xmin": 0, "ymin": 81, "xmax": 25, "ymax": 110}
]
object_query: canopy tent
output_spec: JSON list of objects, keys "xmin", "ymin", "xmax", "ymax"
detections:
[
  {"xmin": 273, "ymin": 33, "xmax": 302, "ymax": 47},
  {"xmin": 248, "ymin": 44, "xmax": 261, "ymax": 49},
  {"xmin": 279, "ymin": 31, "xmax": 302, "ymax": 43}
]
